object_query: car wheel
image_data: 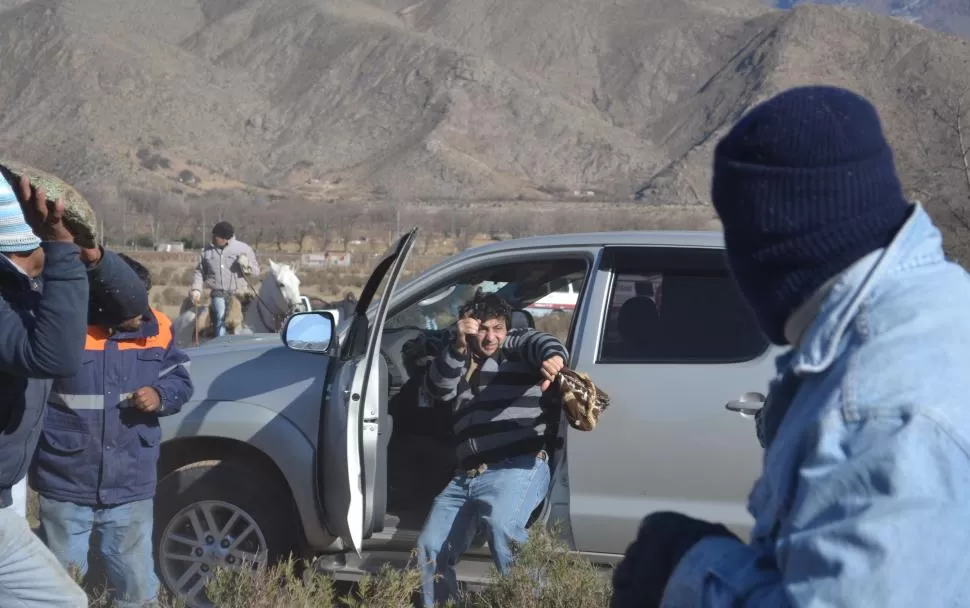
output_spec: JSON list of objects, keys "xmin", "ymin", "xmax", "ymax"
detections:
[{"xmin": 154, "ymin": 460, "xmax": 302, "ymax": 608}]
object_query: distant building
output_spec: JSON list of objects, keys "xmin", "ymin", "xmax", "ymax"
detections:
[
  {"xmin": 154, "ymin": 242, "xmax": 185, "ymax": 252},
  {"xmin": 301, "ymin": 252, "xmax": 352, "ymax": 267}
]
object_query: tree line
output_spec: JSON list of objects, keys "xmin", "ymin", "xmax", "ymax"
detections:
[{"xmin": 78, "ymin": 186, "xmax": 714, "ymax": 253}]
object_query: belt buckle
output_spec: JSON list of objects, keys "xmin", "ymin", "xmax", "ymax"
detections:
[{"xmin": 466, "ymin": 463, "xmax": 488, "ymax": 478}]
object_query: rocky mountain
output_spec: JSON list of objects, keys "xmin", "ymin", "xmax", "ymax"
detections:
[
  {"xmin": 773, "ymin": 0, "xmax": 970, "ymax": 39},
  {"xmin": 2, "ymin": 0, "xmax": 970, "ymax": 249}
]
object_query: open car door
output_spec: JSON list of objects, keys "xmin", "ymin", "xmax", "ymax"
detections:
[{"xmin": 317, "ymin": 228, "xmax": 418, "ymax": 555}]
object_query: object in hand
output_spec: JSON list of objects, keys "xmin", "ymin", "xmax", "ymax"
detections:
[
  {"xmin": 557, "ymin": 367, "xmax": 611, "ymax": 431},
  {"xmin": 0, "ymin": 159, "xmax": 99, "ymax": 248}
]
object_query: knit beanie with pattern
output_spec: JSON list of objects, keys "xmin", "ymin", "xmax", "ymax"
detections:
[
  {"xmin": 711, "ymin": 85, "xmax": 910, "ymax": 345},
  {"xmin": 0, "ymin": 178, "xmax": 41, "ymax": 253}
]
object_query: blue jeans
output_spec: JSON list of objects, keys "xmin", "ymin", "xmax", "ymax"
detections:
[
  {"xmin": 0, "ymin": 503, "xmax": 88, "ymax": 607},
  {"xmin": 416, "ymin": 452, "xmax": 550, "ymax": 607},
  {"xmin": 210, "ymin": 295, "xmax": 228, "ymax": 337},
  {"xmin": 39, "ymin": 496, "xmax": 159, "ymax": 608}
]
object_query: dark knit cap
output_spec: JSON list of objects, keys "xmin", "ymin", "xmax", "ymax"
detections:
[
  {"xmin": 212, "ymin": 221, "xmax": 234, "ymax": 239},
  {"xmin": 711, "ymin": 85, "xmax": 910, "ymax": 345},
  {"xmin": 88, "ymin": 255, "xmax": 151, "ymax": 327},
  {"xmin": 118, "ymin": 253, "xmax": 152, "ymax": 292}
]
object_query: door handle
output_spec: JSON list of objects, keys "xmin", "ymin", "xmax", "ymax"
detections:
[{"xmin": 725, "ymin": 392, "xmax": 765, "ymax": 418}]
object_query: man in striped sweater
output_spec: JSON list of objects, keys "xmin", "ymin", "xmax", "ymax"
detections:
[{"xmin": 415, "ymin": 291, "xmax": 566, "ymax": 607}]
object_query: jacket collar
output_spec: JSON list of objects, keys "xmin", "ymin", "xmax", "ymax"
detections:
[
  {"xmin": 103, "ymin": 309, "xmax": 160, "ymax": 341},
  {"xmin": 790, "ymin": 202, "xmax": 942, "ymax": 375},
  {"xmin": 212, "ymin": 237, "xmax": 235, "ymax": 250},
  {"xmin": 0, "ymin": 253, "xmax": 34, "ymax": 290}
]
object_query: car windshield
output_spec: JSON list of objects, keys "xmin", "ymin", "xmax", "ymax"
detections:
[{"xmin": 385, "ymin": 258, "xmax": 587, "ymax": 332}]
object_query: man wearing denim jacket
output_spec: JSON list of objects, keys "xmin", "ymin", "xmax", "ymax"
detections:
[{"xmin": 611, "ymin": 86, "xmax": 970, "ymax": 607}]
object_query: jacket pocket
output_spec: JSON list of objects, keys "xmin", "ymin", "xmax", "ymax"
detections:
[
  {"xmin": 136, "ymin": 349, "xmax": 164, "ymax": 364},
  {"xmin": 136, "ymin": 425, "xmax": 162, "ymax": 486},
  {"xmin": 40, "ymin": 427, "xmax": 90, "ymax": 455},
  {"xmin": 136, "ymin": 349, "xmax": 165, "ymax": 379},
  {"xmin": 136, "ymin": 425, "xmax": 161, "ymax": 448}
]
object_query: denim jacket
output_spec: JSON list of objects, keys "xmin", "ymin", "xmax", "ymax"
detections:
[{"xmin": 662, "ymin": 203, "xmax": 970, "ymax": 607}]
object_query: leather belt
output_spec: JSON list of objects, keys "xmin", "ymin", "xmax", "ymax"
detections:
[{"xmin": 462, "ymin": 449, "xmax": 548, "ymax": 478}]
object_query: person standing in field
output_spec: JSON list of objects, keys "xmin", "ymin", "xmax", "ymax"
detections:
[
  {"xmin": 188, "ymin": 221, "xmax": 259, "ymax": 337},
  {"xmin": 611, "ymin": 86, "xmax": 970, "ymax": 607},
  {"xmin": 31, "ymin": 252, "xmax": 193, "ymax": 608},
  {"xmin": 0, "ymin": 173, "xmax": 129, "ymax": 607}
]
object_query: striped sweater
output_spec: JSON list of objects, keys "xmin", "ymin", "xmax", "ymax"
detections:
[{"xmin": 421, "ymin": 328, "xmax": 569, "ymax": 470}]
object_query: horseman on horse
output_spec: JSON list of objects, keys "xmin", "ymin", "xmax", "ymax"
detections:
[{"xmin": 188, "ymin": 221, "xmax": 260, "ymax": 338}]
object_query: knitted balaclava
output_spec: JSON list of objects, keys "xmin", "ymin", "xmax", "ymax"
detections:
[
  {"xmin": 711, "ymin": 85, "xmax": 910, "ymax": 345},
  {"xmin": 0, "ymin": 178, "xmax": 41, "ymax": 253}
]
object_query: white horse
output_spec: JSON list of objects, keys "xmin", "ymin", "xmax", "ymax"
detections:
[
  {"xmin": 173, "ymin": 260, "xmax": 305, "ymax": 348},
  {"xmin": 242, "ymin": 259, "xmax": 305, "ymax": 333}
]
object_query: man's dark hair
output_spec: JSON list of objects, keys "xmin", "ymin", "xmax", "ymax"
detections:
[
  {"xmin": 212, "ymin": 221, "xmax": 234, "ymax": 240},
  {"xmin": 459, "ymin": 290, "xmax": 512, "ymax": 328},
  {"xmin": 118, "ymin": 253, "xmax": 152, "ymax": 292}
]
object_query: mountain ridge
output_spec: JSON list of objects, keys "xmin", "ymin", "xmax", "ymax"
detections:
[{"xmin": 1, "ymin": 0, "xmax": 969, "ymax": 237}]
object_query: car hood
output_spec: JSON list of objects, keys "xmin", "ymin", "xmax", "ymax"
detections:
[
  {"xmin": 178, "ymin": 333, "xmax": 333, "ymax": 418},
  {"xmin": 184, "ymin": 333, "xmax": 284, "ymax": 355}
]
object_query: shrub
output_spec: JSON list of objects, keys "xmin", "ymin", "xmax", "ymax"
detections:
[
  {"xmin": 464, "ymin": 525, "xmax": 612, "ymax": 608},
  {"xmin": 192, "ymin": 526, "xmax": 609, "ymax": 608},
  {"xmin": 206, "ymin": 557, "xmax": 336, "ymax": 608}
]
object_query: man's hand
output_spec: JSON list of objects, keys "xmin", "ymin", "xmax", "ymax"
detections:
[
  {"xmin": 14, "ymin": 176, "xmax": 74, "ymax": 243},
  {"xmin": 611, "ymin": 512, "xmax": 740, "ymax": 608},
  {"xmin": 455, "ymin": 313, "xmax": 479, "ymax": 354},
  {"xmin": 539, "ymin": 355, "xmax": 564, "ymax": 391},
  {"xmin": 189, "ymin": 290, "xmax": 201, "ymax": 306},
  {"xmin": 129, "ymin": 387, "xmax": 161, "ymax": 413}
]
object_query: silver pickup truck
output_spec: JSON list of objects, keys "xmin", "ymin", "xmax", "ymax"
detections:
[{"xmin": 155, "ymin": 228, "xmax": 781, "ymax": 607}]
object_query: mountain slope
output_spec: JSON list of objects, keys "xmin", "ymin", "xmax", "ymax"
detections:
[
  {"xmin": 1, "ymin": 0, "xmax": 970, "ymax": 225},
  {"xmin": 773, "ymin": 0, "xmax": 970, "ymax": 39},
  {"xmin": 637, "ymin": 4, "xmax": 970, "ymax": 257}
]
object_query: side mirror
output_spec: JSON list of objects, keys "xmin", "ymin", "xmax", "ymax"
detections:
[{"xmin": 282, "ymin": 311, "xmax": 336, "ymax": 354}]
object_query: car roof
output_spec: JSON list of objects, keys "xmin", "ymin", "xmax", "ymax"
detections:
[
  {"xmin": 390, "ymin": 229, "xmax": 725, "ymax": 299},
  {"xmin": 449, "ymin": 229, "xmax": 725, "ymax": 259}
]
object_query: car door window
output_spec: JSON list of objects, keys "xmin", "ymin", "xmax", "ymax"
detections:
[
  {"xmin": 384, "ymin": 258, "xmax": 589, "ymax": 345},
  {"xmin": 598, "ymin": 248, "xmax": 768, "ymax": 363},
  {"xmin": 381, "ymin": 255, "xmax": 591, "ymax": 441}
]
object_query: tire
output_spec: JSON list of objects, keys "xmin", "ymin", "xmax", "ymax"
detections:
[{"xmin": 153, "ymin": 460, "xmax": 303, "ymax": 608}]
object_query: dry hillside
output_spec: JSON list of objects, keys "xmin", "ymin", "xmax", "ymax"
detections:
[
  {"xmin": 775, "ymin": 0, "xmax": 970, "ymax": 40},
  {"xmin": 2, "ymin": 0, "xmax": 970, "ymax": 249}
]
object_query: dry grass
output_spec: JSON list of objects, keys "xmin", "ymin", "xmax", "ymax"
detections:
[
  {"xmin": 76, "ymin": 525, "xmax": 610, "ymax": 608},
  {"xmin": 201, "ymin": 526, "xmax": 608, "ymax": 608},
  {"xmin": 73, "ymin": 527, "xmax": 611, "ymax": 608}
]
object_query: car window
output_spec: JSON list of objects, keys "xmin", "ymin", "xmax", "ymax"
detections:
[
  {"xmin": 598, "ymin": 248, "xmax": 768, "ymax": 363},
  {"xmin": 384, "ymin": 257, "xmax": 589, "ymax": 345}
]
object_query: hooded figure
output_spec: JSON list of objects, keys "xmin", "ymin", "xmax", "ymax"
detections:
[{"xmin": 612, "ymin": 86, "xmax": 970, "ymax": 607}]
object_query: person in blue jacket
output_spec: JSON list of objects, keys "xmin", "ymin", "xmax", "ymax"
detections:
[
  {"xmin": 30, "ymin": 251, "xmax": 193, "ymax": 608},
  {"xmin": 611, "ymin": 86, "xmax": 970, "ymax": 607},
  {"xmin": 0, "ymin": 173, "xmax": 138, "ymax": 606}
]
